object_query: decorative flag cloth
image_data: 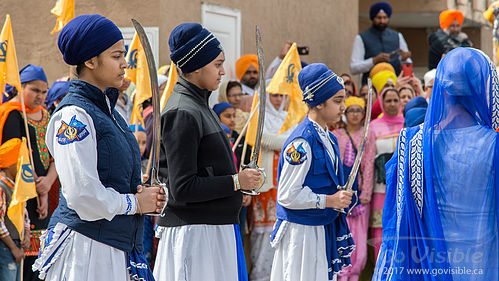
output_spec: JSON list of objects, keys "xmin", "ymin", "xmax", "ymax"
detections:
[
  {"xmin": 0, "ymin": 14, "xmax": 21, "ymax": 103},
  {"xmin": 246, "ymin": 43, "xmax": 308, "ymax": 147},
  {"xmin": 50, "ymin": 0, "xmax": 75, "ymax": 34},
  {"xmin": 7, "ymin": 137, "xmax": 37, "ymax": 241},
  {"xmin": 125, "ymin": 32, "xmax": 151, "ymax": 126},
  {"xmin": 160, "ymin": 61, "xmax": 177, "ymax": 111}
]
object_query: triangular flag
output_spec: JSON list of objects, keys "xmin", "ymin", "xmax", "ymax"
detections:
[
  {"xmin": 0, "ymin": 15, "xmax": 21, "ymax": 103},
  {"xmin": 50, "ymin": 0, "xmax": 75, "ymax": 34},
  {"xmin": 266, "ymin": 43, "xmax": 308, "ymax": 134},
  {"xmin": 245, "ymin": 91, "xmax": 260, "ymax": 147},
  {"xmin": 7, "ymin": 137, "xmax": 37, "ymax": 240},
  {"xmin": 160, "ymin": 61, "xmax": 178, "ymax": 111},
  {"xmin": 125, "ymin": 32, "xmax": 151, "ymax": 126}
]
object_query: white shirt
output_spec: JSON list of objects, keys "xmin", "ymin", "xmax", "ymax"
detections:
[
  {"xmin": 241, "ymin": 83, "xmax": 256, "ymax": 96},
  {"xmin": 46, "ymin": 103, "xmax": 137, "ymax": 222},
  {"xmin": 350, "ymin": 32, "xmax": 412, "ymax": 75},
  {"xmin": 277, "ymin": 120, "xmax": 338, "ymax": 210}
]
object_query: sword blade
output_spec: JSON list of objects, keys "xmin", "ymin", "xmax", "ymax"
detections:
[
  {"xmin": 248, "ymin": 25, "xmax": 267, "ymax": 168},
  {"xmin": 341, "ymin": 78, "xmax": 373, "ymax": 191},
  {"xmin": 131, "ymin": 19, "xmax": 161, "ymax": 185}
]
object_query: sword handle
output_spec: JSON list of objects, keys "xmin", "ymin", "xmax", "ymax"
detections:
[
  {"xmin": 240, "ymin": 165, "xmax": 266, "ymax": 196},
  {"xmin": 333, "ymin": 187, "xmax": 359, "ymax": 215}
]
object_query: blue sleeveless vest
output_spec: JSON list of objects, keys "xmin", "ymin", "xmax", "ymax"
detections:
[
  {"xmin": 360, "ymin": 27, "xmax": 401, "ymax": 83},
  {"xmin": 48, "ymin": 79, "xmax": 144, "ymax": 252},
  {"xmin": 276, "ymin": 117, "xmax": 345, "ymax": 225}
]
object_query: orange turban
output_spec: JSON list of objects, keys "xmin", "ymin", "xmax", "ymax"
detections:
[
  {"xmin": 0, "ymin": 138, "xmax": 21, "ymax": 168},
  {"xmin": 439, "ymin": 10, "xmax": 464, "ymax": 30},
  {"xmin": 235, "ymin": 54, "xmax": 259, "ymax": 80},
  {"xmin": 369, "ymin": 62, "xmax": 395, "ymax": 79}
]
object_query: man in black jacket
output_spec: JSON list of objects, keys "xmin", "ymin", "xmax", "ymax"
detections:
[{"xmin": 154, "ymin": 23, "xmax": 261, "ymax": 281}]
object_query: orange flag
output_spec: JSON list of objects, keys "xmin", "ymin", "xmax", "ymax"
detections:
[
  {"xmin": 160, "ymin": 61, "xmax": 178, "ymax": 111},
  {"xmin": 0, "ymin": 15, "xmax": 21, "ymax": 103},
  {"xmin": 7, "ymin": 138, "xmax": 37, "ymax": 240},
  {"xmin": 50, "ymin": 0, "xmax": 75, "ymax": 34},
  {"xmin": 125, "ymin": 32, "xmax": 151, "ymax": 126}
]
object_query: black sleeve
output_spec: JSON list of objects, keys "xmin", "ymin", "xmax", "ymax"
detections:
[
  {"xmin": 2, "ymin": 111, "xmax": 24, "ymax": 143},
  {"xmin": 161, "ymin": 109, "xmax": 234, "ymax": 203}
]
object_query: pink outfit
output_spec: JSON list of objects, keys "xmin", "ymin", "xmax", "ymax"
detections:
[
  {"xmin": 333, "ymin": 127, "xmax": 375, "ymax": 280},
  {"xmin": 368, "ymin": 89, "xmax": 404, "ymax": 262}
]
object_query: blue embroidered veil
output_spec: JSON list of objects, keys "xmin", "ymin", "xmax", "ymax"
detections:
[{"xmin": 373, "ymin": 48, "xmax": 499, "ymax": 280}]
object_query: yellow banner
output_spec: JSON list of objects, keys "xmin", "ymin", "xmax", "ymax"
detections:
[
  {"xmin": 0, "ymin": 15, "xmax": 21, "ymax": 102},
  {"xmin": 50, "ymin": 0, "xmax": 75, "ymax": 34},
  {"xmin": 160, "ymin": 62, "xmax": 177, "ymax": 111},
  {"xmin": 7, "ymin": 138, "xmax": 37, "ymax": 240}
]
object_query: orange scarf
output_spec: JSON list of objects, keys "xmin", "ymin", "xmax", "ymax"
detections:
[{"xmin": 0, "ymin": 102, "xmax": 42, "ymax": 143}]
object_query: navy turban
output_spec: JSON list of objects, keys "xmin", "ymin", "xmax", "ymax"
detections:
[
  {"xmin": 298, "ymin": 63, "xmax": 344, "ymax": 108},
  {"xmin": 370, "ymin": 1, "xmax": 392, "ymax": 20},
  {"xmin": 45, "ymin": 81, "xmax": 69, "ymax": 109},
  {"xmin": 213, "ymin": 102, "xmax": 233, "ymax": 117},
  {"xmin": 20, "ymin": 64, "xmax": 47, "ymax": 84},
  {"xmin": 403, "ymin": 96, "xmax": 428, "ymax": 127},
  {"xmin": 58, "ymin": 14, "xmax": 123, "ymax": 65},
  {"xmin": 169, "ymin": 23, "xmax": 222, "ymax": 73}
]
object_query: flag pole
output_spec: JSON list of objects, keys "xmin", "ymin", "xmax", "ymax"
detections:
[
  {"xmin": 232, "ymin": 103, "xmax": 259, "ymax": 152},
  {"xmin": 18, "ymin": 89, "xmax": 39, "ymax": 207}
]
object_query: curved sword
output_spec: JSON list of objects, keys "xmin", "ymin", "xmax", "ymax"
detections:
[
  {"xmin": 241, "ymin": 25, "xmax": 267, "ymax": 196},
  {"xmin": 131, "ymin": 19, "xmax": 167, "ymax": 214},
  {"xmin": 335, "ymin": 78, "xmax": 373, "ymax": 214}
]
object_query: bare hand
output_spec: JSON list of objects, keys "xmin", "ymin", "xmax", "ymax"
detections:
[
  {"xmin": 11, "ymin": 246, "xmax": 24, "ymax": 263},
  {"xmin": 242, "ymin": 195, "xmax": 252, "ymax": 207},
  {"xmin": 36, "ymin": 193, "xmax": 48, "ymax": 219},
  {"xmin": 238, "ymin": 169, "xmax": 261, "ymax": 191},
  {"xmin": 373, "ymin": 53, "xmax": 390, "ymax": 64},
  {"xmin": 280, "ymin": 41, "xmax": 293, "ymax": 59},
  {"xmin": 396, "ymin": 75, "xmax": 411, "ymax": 88},
  {"xmin": 135, "ymin": 185, "xmax": 162, "ymax": 214},
  {"xmin": 326, "ymin": 191, "xmax": 353, "ymax": 209},
  {"xmin": 409, "ymin": 77, "xmax": 424, "ymax": 96},
  {"xmin": 360, "ymin": 198, "xmax": 370, "ymax": 205},
  {"xmin": 35, "ymin": 176, "xmax": 53, "ymax": 195},
  {"xmin": 401, "ymin": 50, "xmax": 412, "ymax": 61},
  {"xmin": 22, "ymin": 230, "xmax": 31, "ymax": 250}
]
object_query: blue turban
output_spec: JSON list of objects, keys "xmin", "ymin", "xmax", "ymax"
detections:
[
  {"xmin": 213, "ymin": 102, "xmax": 234, "ymax": 117},
  {"xmin": 19, "ymin": 64, "xmax": 47, "ymax": 84},
  {"xmin": 45, "ymin": 81, "xmax": 69, "ymax": 109},
  {"xmin": 169, "ymin": 23, "xmax": 222, "ymax": 73},
  {"xmin": 58, "ymin": 14, "xmax": 123, "ymax": 65},
  {"xmin": 298, "ymin": 63, "xmax": 344, "ymax": 108},
  {"xmin": 403, "ymin": 96, "xmax": 428, "ymax": 127},
  {"xmin": 370, "ymin": 1, "xmax": 392, "ymax": 20},
  {"xmin": 129, "ymin": 124, "xmax": 146, "ymax": 133},
  {"xmin": 220, "ymin": 123, "xmax": 231, "ymax": 135}
]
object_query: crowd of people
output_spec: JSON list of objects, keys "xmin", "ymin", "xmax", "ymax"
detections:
[{"xmin": 0, "ymin": 1, "xmax": 496, "ymax": 281}]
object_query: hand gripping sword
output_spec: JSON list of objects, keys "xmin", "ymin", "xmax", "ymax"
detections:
[
  {"xmin": 335, "ymin": 78, "xmax": 373, "ymax": 214},
  {"xmin": 131, "ymin": 19, "xmax": 168, "ymax": 214},
  {"xmin": 241, "ymin": 25, "xmax": 267, "ymax": 196}
]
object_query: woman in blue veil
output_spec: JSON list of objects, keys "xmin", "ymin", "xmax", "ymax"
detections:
[{"xmin": 372, "ymin": 47, "xmax": 499, "ymax": 281}]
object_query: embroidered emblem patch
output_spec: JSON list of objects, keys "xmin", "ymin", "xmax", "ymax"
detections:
[
  {"xmin": 56, "ymin": 115, "xmax": 89, "ymax": 145},
  {"xmin": 285, "ymin": 142, "xmax": 307, "ymax": 165}
]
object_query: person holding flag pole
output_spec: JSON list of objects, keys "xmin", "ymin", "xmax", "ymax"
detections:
[
  {"xmin": 32, "ymin": 14, "xmax": 165, "ymax": 281},
  {"xmin": 0, "ymin": 137, "xmax": 35, "ymax": 281}
]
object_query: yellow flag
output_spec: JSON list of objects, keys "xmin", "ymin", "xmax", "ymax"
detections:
[
  {"xmin": 125, "ymin": 32, "xmax": 152, "ymax": 125},
  {"xmin": 160, "ymin": 62, "xmax": 178, "ymax": 111},
  {"xmin": 7, "ymin": 137, "xmax": 37, "ymax": 240},
  {"xmin": 245, "ymin": 43, "xmax": 308, "ymax": 146},
  {"xmin": 267, "ymin": 43, "xmax": 308, "ymax": 134},
  {"xmin": 50, "ymin": 0, "xmax": 74, "ymax": 34},
  {"xmin": 0, "ymin": 15, "xmax": 21, "ymax": 102}
]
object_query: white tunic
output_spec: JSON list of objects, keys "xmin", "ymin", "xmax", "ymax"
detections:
[
  {"xmin": 33, "ymin": 102, "xmax": 139, "ymax": 280},
  {"xmin": 154, "ymin": 224, "xmax": 244, "ymax": 281},
  {"xmin": 270, "ymin": 121, "xmax": 339, "ymax": 281}
]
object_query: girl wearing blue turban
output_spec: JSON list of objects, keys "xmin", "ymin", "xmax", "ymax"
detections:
[
  {"xmin": 153, "ymin": 22, "xmax": 261, "ymax": 281},
  {"xmin": 33, "ymin": 15, "xmax": 164, "ymax": 281},
  {"xmin": 373, "ymin": 47, "xmax": 499, "ymax": 280},
  {"xmin": 270, "ymin": 63, "xmax": 355, "ymax": 281}
]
